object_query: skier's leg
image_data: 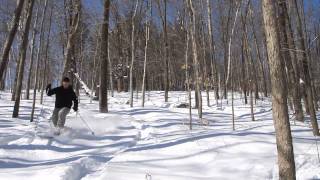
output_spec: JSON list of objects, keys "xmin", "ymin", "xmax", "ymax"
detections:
[
  {"xmin": 57, "ymin": 107, "xmax": 71, "ymax": 128},
  {"xmin": 51, "ymin": 108, "xmax": 60, "ymax": 127}
]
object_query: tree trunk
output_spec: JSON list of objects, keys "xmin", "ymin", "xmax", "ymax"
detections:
[
  {"xmin": 129, "ymin": 0, "xmax": 139, "ymax": 107},
  {"xmin": 292, "ymin": 0, "xmax": 319, "ymax": 135},
  {"xmin": 12, "ymin": 0, "xmax": 35, "ymax": 118},
  {"xmin": 250, "ymin": 11, "xmax": 268, "ymax": 98},
  {"xmin": 62, "ymin": 0, "xmax": 81, "ymax": 80},
  {"xmin": 108, "ymin": 40, "xmax": 114, "ymax": 97},
  {"xmin": 262, "ymin": 0, "xmax": 296, "ymax": 179},
  {"xmin": 241, "ymin": 41, "xmax": 248, "ymax": 104},
  {"xmin": 99, "ymin": 0, "xmax": 111, "ymax": 113},
  {"xmin": 184, "ymin": 24, "xmax": 192, "ymax": 130},
  {"xmin": 25, "ymin": 7, "xmax": 39, "ymax": 100},
  {"xmin": 40, "ymin": 9, "xmax": 53, "ymax": 104},
  {"xmin": 206, "ymin": 0, "xmax": 219, "ymax": 105},
  {"xmin": 277, "ymin": 0, "xmax": 304, "ymax": 122},
  {"xmin": 31, "ymin": 0, "xmax": 48, "ymax": 122},
  {"xmin": 187, "ymin": 0, "xmax": 202, "ymax": 120},
  {"xmin": 0, "ymin": 0, "xmax": 25, "ymax": 81},
  {"xmin": 163, "ymin": 0, "xmax": 169, "ymax": 102},
  {"xmin": 142, "ymin": 0, "xmax": 151, "ymax": 107}
]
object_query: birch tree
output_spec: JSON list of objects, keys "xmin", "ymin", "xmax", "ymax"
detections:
[
  {"xmin": 141, "ymin": 0, "xmax": 151, "ymax": 107},
  {"xmin": 129, "ymin": 0, "xmax": 139, "ymax": 107}
]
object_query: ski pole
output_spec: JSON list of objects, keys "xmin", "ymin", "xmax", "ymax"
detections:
[{"xmin": 76, "ymin": 112, "xmax": 95, "ymax": 135}]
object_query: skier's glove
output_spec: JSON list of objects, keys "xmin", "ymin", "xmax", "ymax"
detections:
[
  {"xmin": 73, "ymin": 106, "xmax": 78, "ymax": 112},
  {"xmin": 46, "ymin": 84, "xmax": 52, "ymax": 91}
]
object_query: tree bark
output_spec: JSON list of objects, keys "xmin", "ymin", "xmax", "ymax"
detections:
[
  {"xmin": 13, "ymin": 0, "xmax": 35, "ymax": 118},
  {"xmin": 163, "ymin": 0, "xmax": 169, "ymax": 102},
  {"xmin": 292, "ymin": 0, "xmax": 319, "ymax": 135},
  {"xmin": 40, "ymin": 8, "xmax": 53, "ymax": 104},
  {"xmin": 187, "ymin": 0, "xmax": 202, "ymax": 120},
  {"xmin": 99, "ymin": 0, "xmax": 111, "ymax": 113},
  {"xmin": 0, "ymin": 0, "xmax": 25, "ymax": 81},
  {"xmin": 31, "ymin": 0, "xmax": 48, "ymax": 122},
  {"xmin": 206, "ymin": 0, "xmax": 219, "ymax": 105},
  {"xmin": 277, "ymin": 0, "xmax": 304, "ymax": 122},
  {"xmin": 142, "ymin": 0, "xmax": 151, "ymax": 107},
  {"xmin": 262, "ymin": 0, "xmax": 296, "ymax": 179},
  {"xmin": 62, "ymin": 0, "xmax": 81, "ymax": 80},
  {"xmin": 129, "ymin": 0, "xmax": 139, "ymax": 107},
  {"xmin": 25, "ymin": 7, "xmax": 39, "ymax": 100}
]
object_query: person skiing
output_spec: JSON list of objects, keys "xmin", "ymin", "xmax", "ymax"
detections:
[{"xmin": 46, "ymin": 77, "xmax": 78, "ymax": 135}]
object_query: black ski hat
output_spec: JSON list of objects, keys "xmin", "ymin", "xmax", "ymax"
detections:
[{"xmin": 62, "ymin": 77, "xmax": 70, "ymax": 82}]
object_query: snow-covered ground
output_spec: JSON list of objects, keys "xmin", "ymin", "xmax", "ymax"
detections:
[{"xmin": 0, "ymin": 90, "xmax": 319, "ymax": 180}]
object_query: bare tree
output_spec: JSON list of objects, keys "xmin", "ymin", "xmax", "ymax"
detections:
[
  {"xmin": 206, "ymin": 0, "xmax": 219, "ymax": 105},
  {"xmin": 25, "ymin": 6, "xmax": 39, "ymax": 100},
  {"xmin": 277, "ymin": 0, "xmax": 304, "ymax": 122},
  {"xmin": 40, "ymin": 8, "xmax": 53, "ymax": 104},
  {"xmin": 31, "ymin": 0, "xmax": 48, "ymax": 122},
  {"xmin": 187, "ymin": 0, "xmax": 202, "ymax": 120},
  {"xmin": 156, "ymin": 0, "xmax": 169, "ymax": 102},
  {"xmin": 129, "ymin": 0, "xmax": 139, "ymax": 107},
  {"xmin": 141, "ymin": 0, "xmax": 151, "ymax": 107},
  {"xmin": 0, "ymin": 0, "xmax": 25, "ymax": 81},
  {"xmin": 262, "ymin": 0, "xmax": 296, "ymax": 179},
  {"xmin": 62, "ymin": 0, "xmax": 81, "ymax": 79},
  {"xmin": 291, "ymin": 0, "xmax": 319, "ymax": 135},
  {"xmin": 12, "ymin": 0, "xmax": 35, "ymax": 118},
  {"xmin": 99, "ymin": 0, "xmax": 111, "ymax": 113}
]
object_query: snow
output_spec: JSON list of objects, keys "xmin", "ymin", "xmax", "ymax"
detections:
[
  {"xmin": 73, "ymin": 72, "xmax": 96, "ymax": 99},
  {"xmin": 0, "ymin": 90, "xmax": 319, "ymax": 180}
]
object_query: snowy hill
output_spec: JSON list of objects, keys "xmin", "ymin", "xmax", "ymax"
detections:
[{"xmin": 0, "ymin": 91, "xmax": 319, "ymax": 180}]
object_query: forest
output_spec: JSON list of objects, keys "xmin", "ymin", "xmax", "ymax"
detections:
[{"xmin": 0, "ymin": 0, "xmax": 320, "ymax": 179}]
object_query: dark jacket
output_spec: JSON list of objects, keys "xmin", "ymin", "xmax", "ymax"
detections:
[{"xmin": 46, "ymin": 85, "xmax": 78, "ymax": 110}]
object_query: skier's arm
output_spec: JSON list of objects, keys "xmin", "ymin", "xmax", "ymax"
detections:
[
  {"xmin": 46, "ymin": 85, "xmax": 58, "ymax": 96},
  {"xmin": 72, "ymin": 91, "xmax": 78, "ymax": 111}
]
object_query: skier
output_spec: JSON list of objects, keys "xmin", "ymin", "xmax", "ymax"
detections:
[{"xmin": 46, "ymin": 77, "xmax": 78, "ymax": 135}]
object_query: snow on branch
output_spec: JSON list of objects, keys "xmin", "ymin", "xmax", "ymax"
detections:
[{"xmin": 73, "ymin": 72, "xmax": 97, "ymax": 99}]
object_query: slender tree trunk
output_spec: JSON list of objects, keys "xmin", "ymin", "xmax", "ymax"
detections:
[
  {"xmin": 184, "ymin": 20, "xmax": 192, "ymax": 130},
  {"xmin": 62, "ymin": 0, "xmax": 81, "ymax": 79},
  {"xmin": 40, "ymin": 9, "xmax": 53, "ymax": 104},
  {"xmin": 250, "ymin": 89, "xmax": 255, "ymax": 121},
  {"xmin": 163, "ymin": 0, "xmax": 169, "ymax": 102},
  {"xmin": 108, "ymin": 40, "xmax": 114, "ymax": 97},
  {"xmin": 262, "ymin": 0, "xmax": 296, "ymax": 179},
  {"xmin": 12, "ymin": 0, "xmax": 35, "ymax": 118},
  {"xmin": 187, "ymin": 0, "xmax": 202, "ymax": 120},
  {"xmin": 225, "ymin": 1, "xmax": 241, "ymax": 88},
  {"xmin": 206, "ymin": 0, "xmax": 219, "ymax": 105},
  {"xmin": 277, "ymin": 0, "xmax": 304, "ymax": 122},
  {"xmin": 25, "ymin": 7, "xmax": 39, "ymax": 100},
  {"xmin": 142, "ymin": 0, "xmax": 151, "ymax": 107},
  {"xmin": 99, "ymin": 0, "xmax": 111, "ymax": 113},
  {"xmin": 292, "ymin": 0, "xmax": 319, "ymax": 135},
  {"xmin": 250, "ymin": 11, "xmax": 268, "ymax": 98},
  {"xmin": 129, "ymin": 0, "xmax": 139, "ymax": 107},
  {"xmin": 241, "ymin": 41, "xmax": 248, "ymax": 104},
  {"xmin": 11, "ymin": 57, "xmax": 20, "ymax": 101},
  {"xmin": 31, "ymin": 0, "xmax": 48, "ymax": 122},
  {"xmin": 0, "ymin": 0, "xmax": 25, "ymax": 81},
  {"xmin": 90, "ymin": 37, "xmax": 99, "ymax": 103}
]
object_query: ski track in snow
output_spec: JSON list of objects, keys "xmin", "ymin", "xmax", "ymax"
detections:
[{"xmin": 0, "ymin": 91, "xmax": 319, "ymax": 180}]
